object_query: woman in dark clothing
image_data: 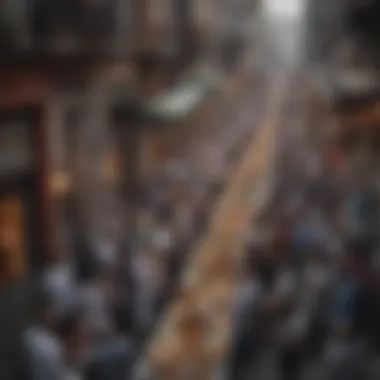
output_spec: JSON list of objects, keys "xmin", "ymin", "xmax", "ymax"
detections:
[
  {"xmin": 111, "ymin": 270, "xmax": 133, "ymax": 337},
  {"xmin": 279, "ymin": 344, "xmax": 305, "ymax": 380},
  {"xmin": 228, "ymin": 251, "xmax": 265, "ymax": 380}
]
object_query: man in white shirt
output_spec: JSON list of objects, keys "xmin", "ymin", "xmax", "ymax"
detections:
[
  {"xmin": 42, "ymin": 258, "xmax": 78, "ymax": 317},
  {"xmin": 23, "ymin": 295, "xmax": 67, "ymax": 380},
  {"xmin": 151, "ymin": 225, "xmax": 174, "ymax": 257}
]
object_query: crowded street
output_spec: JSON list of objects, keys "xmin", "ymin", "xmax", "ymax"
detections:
[{"xmin": 2, "ymin": 1, "xmax": 380, "ymax": 380}]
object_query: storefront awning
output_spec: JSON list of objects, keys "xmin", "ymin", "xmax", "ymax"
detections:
[
  {"xmin": 141, "ymin": 66, "xmax": 223, "ymax": 123},
  {"xmin": 142, "ymin": 82, "xmax": 210, "ymax": 122}
]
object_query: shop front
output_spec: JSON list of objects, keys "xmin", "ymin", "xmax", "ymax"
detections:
[
  {"xmin": 0, "ymin": 108, "xmax": 43, "ymax": 287},
  {"xmin": 0, "ymin": 74, "xmax": 50, "ymax": 360}
]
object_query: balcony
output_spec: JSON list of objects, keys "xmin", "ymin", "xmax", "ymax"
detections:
[{"xmin": 0, "ymin": 0, "xmax": 133, "ymax": 63}]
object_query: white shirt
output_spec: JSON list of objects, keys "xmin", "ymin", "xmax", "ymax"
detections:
[
  {"xmin": 152, "ymin": 227, "xmax": 174, "ymax": 254},
  {"xmin": 43, "ymin": 264, "xmax": 78, "ymax": 316},
  {"xmin": 96, "ymin": 240, "xmax": 117, "ymax": 266},
  {"xmin": 24, "ymin": 326, "xmax": 65, "ymax": 380},
  {"xmin": 132, "ymin": 255, "xmax": 157, "ymax": 328},
  {"xmin": 272, "ymin": 269, "xmax": 309, "ymax": 343},
  {"xmin": 65, "ymin": 369, "xmax": 83, "ymax": 380},
  {"xmin": 80, "ymin": 284, "xmax": 112, "ymax": 336},
  {"xmin": 280, "ymin": 265, "xmax": 333, "ymax": 344}
]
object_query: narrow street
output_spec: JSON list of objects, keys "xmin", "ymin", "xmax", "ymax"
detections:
[
  {"xmin": 137, "ymin": 1, "xmax": 309, "ymax": 377},
  {"xmin": 138, "ymin": 1, "xmax": 380, "ymax": 379},
  {"xmin": 134, "ymin": 63, "xmax": 282, "ymax": 379},
  {"xmin": 4, "ymin": 2, "xmax": 380, "ymax": 380}
]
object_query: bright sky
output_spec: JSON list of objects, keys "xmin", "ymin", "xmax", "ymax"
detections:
[
  {"xmin": 262, "ymin": 0, "xmax": 308, "ymax": 66},
  {"xmin": 264, "ymin": 0, "xmax": 306, "ymax": 18}
]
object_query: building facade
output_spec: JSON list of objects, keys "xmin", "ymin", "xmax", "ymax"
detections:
[{"xmin": 0, "ymin": 0, "xmax": 247, "ymax": 359}]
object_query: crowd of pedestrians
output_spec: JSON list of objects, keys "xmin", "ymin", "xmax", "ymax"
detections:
[
  {"xmin": 14, "ymin": 87, "xmax": 255, "ymax": 380},
  {"xmin": 230, "ymin": 111, "xmax": 380, "ymax": 380}
]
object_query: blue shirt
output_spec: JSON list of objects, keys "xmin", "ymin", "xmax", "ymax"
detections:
[
  {"xmin": 330, "ymin": 280, "xmax": 360, "ymax": 327},
  {"xmin": 291, "ymin": 220, "xmax": 327, "ymax": 265}
]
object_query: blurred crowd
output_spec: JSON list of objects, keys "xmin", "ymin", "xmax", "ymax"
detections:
[
  {"xmin": 230, "ymin": 125, "xmax": 380, "ymax": 380},
  {"xmin": 13, "ymin": 96, "xmax": 254, "ymax": 380}
]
